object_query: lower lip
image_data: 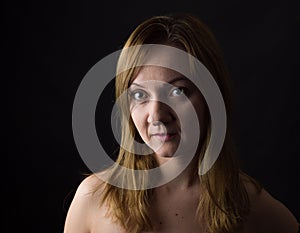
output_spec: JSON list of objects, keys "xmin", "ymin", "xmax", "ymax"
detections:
[{"xmin": 153, "ymin": 134, "xmax": 177, "ymax": 142}]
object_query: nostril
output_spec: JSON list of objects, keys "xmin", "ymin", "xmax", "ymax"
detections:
[{"xmin": 152, "ymin": 121, "xmax": 162, "ymax": 126}]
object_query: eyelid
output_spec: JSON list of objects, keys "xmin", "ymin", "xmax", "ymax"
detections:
[
  {"xmin": 129, "ymin": 88, "xmax": 147, "ymax": 95},
  {"xmin": 129, "ymin": 89, "xmax": 149, "ymax": 101},
  {"xmin": 170, "ymin": 86, "xmax": 187, "ymax": 96}
]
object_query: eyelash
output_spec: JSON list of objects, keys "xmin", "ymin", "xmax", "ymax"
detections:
[
  {"xmin": 129, "ymin": 89, "xmax": 148, "ymax": 102},
  {"xmin": 170, "ymin": 87, "xmax": 186, "ymax": 97}
]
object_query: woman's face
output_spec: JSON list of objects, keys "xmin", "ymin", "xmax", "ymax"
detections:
[{"xmin": 129, "ymin": 66, "xmax": 208, "ymax": 163}]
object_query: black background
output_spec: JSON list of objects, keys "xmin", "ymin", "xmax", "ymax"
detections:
[{"xmin": 5, "ymin": 0, "xmax": 300, "ymax": 232}]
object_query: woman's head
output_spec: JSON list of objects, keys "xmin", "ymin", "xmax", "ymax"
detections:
[{"xmin": 116, "ymin": 13, "xmax": 233, "ymax": 165}]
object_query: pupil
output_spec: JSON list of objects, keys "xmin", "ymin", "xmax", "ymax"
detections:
[
  {"xmin": 135, "ymin": 92, "xmax": 142, "ymax": 99},
  {"xmin": 174, "ymin": 89, "xmax": 181, "ymax": 95}
]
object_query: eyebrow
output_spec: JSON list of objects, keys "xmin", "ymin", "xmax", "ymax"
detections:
[{"xmin": 131, "ymin": 76, "xmax": 188, "ymax": 88}]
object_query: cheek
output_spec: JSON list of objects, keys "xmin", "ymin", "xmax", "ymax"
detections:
[
  {"xmin": 179, "ymin": 95, "xmax": 208, "ymax": 133},
  {"xmin": 194, "ymin": 101, "xmax": 209, "ymax": 137},
  {"xmin": 189, "ymin": 93, "xmax": 207, "ymax": 121},
  {"xmin": 195, "ymin": 103, "xmax": 207, "ymax": 124},
  {"xmin": 130, "ymin": 108, "xmax": 148, "ymax": 140}
]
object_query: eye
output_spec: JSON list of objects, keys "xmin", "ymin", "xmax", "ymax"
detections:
[
  {"xmin": 170, "ymin": 87, "xmax": 185, "ymax": 97},
  {"xmin": 130, "ymin": 89, "xmax": 148, "ymax": 101}
]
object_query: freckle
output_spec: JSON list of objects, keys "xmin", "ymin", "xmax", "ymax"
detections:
[
  {"xmin": 159, "ymin": 221, "xmax": 162, "ymax": 225},
  {"xmin": 175, "ymin": 213, "xmax": 178, "ymax": 216}
]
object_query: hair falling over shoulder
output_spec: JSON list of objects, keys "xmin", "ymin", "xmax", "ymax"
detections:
[{"xmin": 96, "ymin": 13, "xmax": 262, "ymax": 233}]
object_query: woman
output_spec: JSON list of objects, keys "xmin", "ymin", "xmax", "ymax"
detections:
[{"xmin": 64, "ymin": 13, "xmax": 299, "ymax": 233}]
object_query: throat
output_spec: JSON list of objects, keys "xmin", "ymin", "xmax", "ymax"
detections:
[{"xmin": 158, "ymin": 156, "xmax": 200, "ymax": 191}]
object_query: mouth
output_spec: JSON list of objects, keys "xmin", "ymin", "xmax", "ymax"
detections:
[{"xmin": 150, "ymin": 133, "xmax": 178, "ymax": 142}]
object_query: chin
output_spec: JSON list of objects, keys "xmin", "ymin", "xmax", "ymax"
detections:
[{"xmin": 153, "ymin": 146, "xmax": 178, "ymax": 158}]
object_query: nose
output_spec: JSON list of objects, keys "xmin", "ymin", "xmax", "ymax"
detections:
[{"xmin": 147, "ymin": 100, "xmax": 174, "ymax": 125}]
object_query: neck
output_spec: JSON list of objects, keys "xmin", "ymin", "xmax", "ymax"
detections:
[{"xmin": 157, "ymin": 155, "xmax": 200, "ymax": 191}]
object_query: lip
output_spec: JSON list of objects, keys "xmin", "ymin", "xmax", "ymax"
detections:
[{"xmin": 150, "ymin": 133, "xmax": 177, "ymax": 142}]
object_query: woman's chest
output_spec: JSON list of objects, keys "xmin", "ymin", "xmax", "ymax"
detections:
[{"xmin": 147, "ymin": 191, "xmax": 208, "ymax": 233}]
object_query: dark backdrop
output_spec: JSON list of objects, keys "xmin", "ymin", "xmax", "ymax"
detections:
[{"xmin": 5, "ymin": 0, "xmax": 299, "ymax": 232}]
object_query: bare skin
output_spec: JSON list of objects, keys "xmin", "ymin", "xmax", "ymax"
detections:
[
  {"xmin": 64, "ymin": 173, "xmax": 299, "ymax": 233},
  {"xmin": 64, "ymin": 66, "xmax": 299, "ymax": 233}
]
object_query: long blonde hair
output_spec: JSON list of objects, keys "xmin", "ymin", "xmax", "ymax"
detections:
[{"xmin": 98, "ymin": 13, "xmax": 260, "ymax": 233}]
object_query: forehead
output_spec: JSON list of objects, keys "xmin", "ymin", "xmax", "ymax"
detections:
[{"xmin": 133, "ymin": 66, "xmax": 183, "ymax": 84}]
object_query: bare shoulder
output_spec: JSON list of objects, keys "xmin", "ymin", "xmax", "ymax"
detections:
[
  {"xmin": 69, "ymin": 173, "xmax": 105, "ymax": 205},
  {"xmin": 241, "ymin": 173, "xmax": 299, "ymax": 233},
  {"xmin": 77, "ymin": 174, "xmax": 105, "ymax": 195},
  {"xmin": 63, "ymin": 174, "xmax": 106, "ymax": 233}
]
